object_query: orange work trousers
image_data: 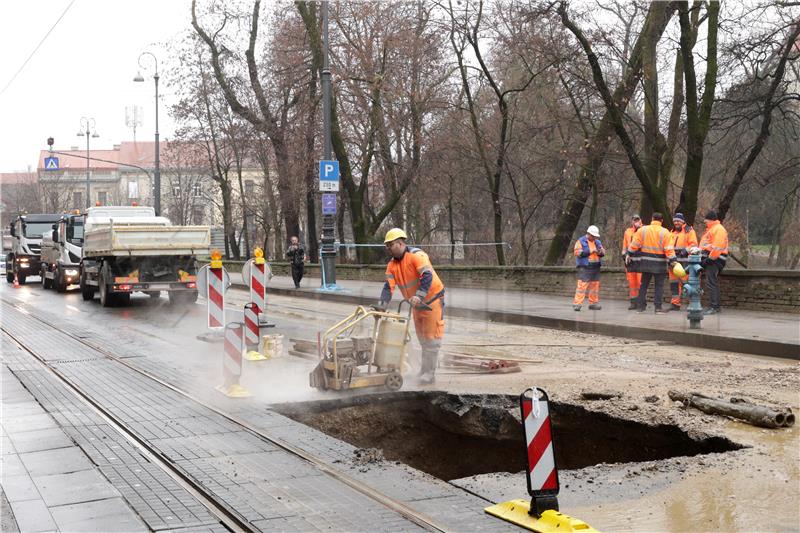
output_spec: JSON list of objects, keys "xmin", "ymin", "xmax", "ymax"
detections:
[
  {"xmin": 626, "ymin": 271, "xmax": 641, "ymax": 298},
  {"xmin": 574, "ymin": 280, "xmax": 600, "ymax": 305},
  {"xmin": 412, "ymin": 297, "xmax": 445, "ymax": 342}
]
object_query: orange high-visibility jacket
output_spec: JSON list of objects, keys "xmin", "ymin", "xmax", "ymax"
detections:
[
  {"xmin": 574, "ymin": 237, "xmax": 602, "ymax": 267},
  {"xmin": 700, "ymin": 220, "xmax": 729, "ymax": 261},
  {"xmin": 382, "ymin": 247, "xmax": 444, "ymax": 304},
  {"xmin": 671, "ymin": 227, "xmax": 698, "ymax": 258},
  {"xmin": 627, "ymin": 220, "xmax": 676, "ymax": 273},
  {"xmin": 622, "ymin": 226, "xmax": 637, "ymax": 256}
]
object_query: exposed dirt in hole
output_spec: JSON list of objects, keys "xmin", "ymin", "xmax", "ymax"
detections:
[{"xmin": 274, "ymin": 391, "xmax": 742, "ymax": 481}]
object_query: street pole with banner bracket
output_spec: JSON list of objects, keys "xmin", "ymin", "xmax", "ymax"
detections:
[{"xmin": 319, "ymin": 0, "xmax": 339, "ymax": 290}]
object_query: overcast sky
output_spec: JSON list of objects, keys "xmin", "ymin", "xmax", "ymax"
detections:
[{"xmin": 0, "ymin": 0, "xmax": 192, "ymax": 172}]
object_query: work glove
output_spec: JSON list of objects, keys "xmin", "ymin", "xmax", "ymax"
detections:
[
  {"xmin": 372, "ymin": 302, "xmax": 387, "ymax": 312},
  {"xmin": 625, "ymin": 255, "xmax": 632, "ymax": 266},
  {"xmin": 579, "ymin": 251, "xmax": 590, "ymax": 258}
]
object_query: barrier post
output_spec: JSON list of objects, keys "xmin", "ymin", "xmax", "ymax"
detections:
[
  {"xmin": 207, "ymin": 249, "xmax": 225, "ymax": 329},
  {"xmin": 243, "ymin": 302, "xmax": 268, "ymax": 361},
  {"xmin": 216, "ymin": 322, "xmax": 250, "ymax": 398},
  {"xmin": 484, "ymin": 387, "xmax": 597, "ymax": 532}
]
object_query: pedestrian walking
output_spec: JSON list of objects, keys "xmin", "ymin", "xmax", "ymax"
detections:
[
  {"xmin": 286, "ymin": 236, "xmax": 306, "ymax": 288},
  {"xmin": 379, "ymin": 228, "xmax": 445, "ymax": 385},
  {"xmin": 699, "ymin": 210, "xmax": 729, "ymax": 315},
  {"xmin": 668, "ymin": 213, "xmax": 698, "ymax": 310},
  {"xmin": 573, "ymin": 225, "xmax": 604, "ymax": 311},
  {"xmin": 627, "ymin": 212, "xmax": 676, "ymax": 314},
  {"xmin": 622, "ymin": 214, "xmax": 643, "ymax": 309}
]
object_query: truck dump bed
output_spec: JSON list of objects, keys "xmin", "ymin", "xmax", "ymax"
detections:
[
  {"xmin": 82, "ymin": 206, "xmax": 210, "ymax": 257},
  {"xmin": 83, "ymin": 225, "xmax": 211, "ymax": 257}
]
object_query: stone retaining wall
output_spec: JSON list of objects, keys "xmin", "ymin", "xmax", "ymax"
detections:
[{"xmin": 208, "ymin": 260, "xmax": 799, "ymax": 313}]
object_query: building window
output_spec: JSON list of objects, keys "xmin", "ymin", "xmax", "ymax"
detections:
[
  {"xmin": 244, "ymin": 180, "xmax": 255, "ymax": 196},
  {"xmin": 98, "ymin": 191, "xmax": 107, "ymax": 205},
  {"xmin": 73, "ymin": 191, "xmax": 83, "ymax": 209},
  {"xmin": 191, "ymin": 183, "xmax": 202, "ymax": 197},
  {"xmin": 173, "ymin": 186, "xmax": 181, "ymax": 197},
  {"xmin": 192, "ymin": 206, "xmax": 204, "ymax": 225}
]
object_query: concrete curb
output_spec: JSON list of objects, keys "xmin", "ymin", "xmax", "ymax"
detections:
[{"xmin": 232, "ymin": 282, "xmax": 799, "ymax": 360}]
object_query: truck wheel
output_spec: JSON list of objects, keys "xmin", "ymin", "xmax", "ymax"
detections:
[
  {"xmin": 80, "ymin": 271, "xmax": 95, "ymax": 301},
  {"xmin": 81, "ymin": 283, "xmax": 94, "ymax": 301},
  {"xmin": 56, "ymin": 269, "xmax": 67, "ymax": 293},
  {"xmin": 99, "ymin": 276, "xmax": 114, "ymax": 307},
  {"xmin": 6, "ymin": 272, "xmax": 13, "ymax": 283}
]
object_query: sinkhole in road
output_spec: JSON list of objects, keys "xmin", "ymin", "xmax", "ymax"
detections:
[{"xmin": 274, "ymin": 391, "xmax": 742, "ymax": 481}]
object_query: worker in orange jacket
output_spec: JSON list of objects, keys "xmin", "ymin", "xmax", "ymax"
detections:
[
  {"xmin": 699, "ymin": 210, "xmax": 729, "ymax": 315},
  {"xmin": 668, "ymin": 213, "xmax": 698, "ymax": 310},
  {"xmin": 621, "ymin": 214, "xmax": 643, "ymax": 309},
  {"xmin": 627, "ymin": 212, "xmax": 676, "ymax": 314},
  {"xmin": 379, "ymin": 228, "xmax": 445, "ymax": 385},
  {"xmin": 573, "ymin": 225, "xmax": 604, "ymax": 311}
]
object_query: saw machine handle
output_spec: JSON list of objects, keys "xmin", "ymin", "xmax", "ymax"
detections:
[{"xmin": 398, "ymin": 299, "xmax": 432, "ymax": 316}]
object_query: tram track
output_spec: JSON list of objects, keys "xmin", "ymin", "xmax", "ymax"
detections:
[{"xmin": 1, "ymin": 299, "xmax": 451, "ymax": 533}]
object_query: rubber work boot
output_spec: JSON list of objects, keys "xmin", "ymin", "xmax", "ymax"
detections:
[
  {"xmin": 670, "ymin": 303, "xmax": 681, "ymax": 311},
  {"xmin": 588, "ymin": 304, "xmax": 602, "ymax": 310},
  {"xmin": 628, "ymin": 298, "xmax": 638, "ymax": 310},
  {"xmin": 419, "ymin": 341, "xmax": 440, "ymax": 385},
  {"xmin": 654, "ymin": 308, "xmax": 667, "ymax": 315},
  {"xmin": 703, "ymin": 308, "xmax": 721, "ymax": 315},
  {"xmin": 573, "ymin": 305, "xmax": 581, "ymax": 311}
]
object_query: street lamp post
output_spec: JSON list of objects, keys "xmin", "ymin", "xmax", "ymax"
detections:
[
  {"xmin": 76, "ymin": 118, "xmax": 99, "ymax": 210},
  {"xmin": 320, "ymin": 0, "xmax": 338, "ymax": 288},
  {"xmin": 134, "ymin": 52, "xmax": 161, "ymax": 216}
]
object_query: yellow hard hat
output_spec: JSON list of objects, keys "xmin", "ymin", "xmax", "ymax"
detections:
[
  {"xmin": 672, "ymin": 262, "xmax": 687, "ymax": 279},
  {"xmin": 384, "ymin": 228, "xmax": 408, "ymax": 244}
]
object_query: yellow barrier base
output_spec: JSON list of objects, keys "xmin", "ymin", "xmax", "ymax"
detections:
[
  {"xmin": 485, "ymin": 500, "xmax": 598, "ymax": 532},
  {"xmin": 244, "ymin": 350, "xmax": 269, "ymax": 361},
  {"xmin": 215, "ymin": 383, "xmax": 251, "ymax": 398}
]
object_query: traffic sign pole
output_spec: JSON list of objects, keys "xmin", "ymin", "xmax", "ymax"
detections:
[{"xmin": 320, "ymin": 1, "xmax": 339, "ymax": 291}]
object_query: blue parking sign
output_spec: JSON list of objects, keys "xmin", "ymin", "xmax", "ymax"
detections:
[{"xmin": 319, "ymin": 160, "xmax": 339, "ymax": 192}]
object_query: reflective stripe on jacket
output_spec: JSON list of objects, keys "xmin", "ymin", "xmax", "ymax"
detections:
[
  {"xmin": 627, "ymin": 221, "xmax": 675, "ymax": 273},
  {"xmin": 574, "ymin": 236, "xmax": 602, "ymax": 268},
  {"xmin": 382, "ymin": 247, "xmax": 444, "ymax": 303},
  {"xmin": 700, "ymin": 220, "xmax": 729, "ymax": 261}
]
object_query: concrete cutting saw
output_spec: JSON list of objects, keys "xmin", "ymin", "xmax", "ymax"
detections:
[{"xmin": 309, "ymin": 300, "xmax": 423, "ymax": 392}]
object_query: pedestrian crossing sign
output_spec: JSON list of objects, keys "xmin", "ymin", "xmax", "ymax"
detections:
[{"xmin": 44, "ymin": 157, "xmax": 59, "ymax": 170}]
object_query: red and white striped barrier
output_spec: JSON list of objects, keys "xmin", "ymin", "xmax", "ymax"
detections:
[
  {"xmin": 520, "ymin": 387, "xmax": 559, "ymax": 515},
  {"xmin": 243, "ymin": 302, "xmax": 268, "ymax": 361},
  {"xmin": 216, "ymin": 322, "xmax": 250, "ymax": 398},
  {"xmin": 207, "ymin": 265, "xmax": 225, "ymax": 329},
  {"xmin": 249, "ymin": 262, "xmax": 267, "ymax": 314}
]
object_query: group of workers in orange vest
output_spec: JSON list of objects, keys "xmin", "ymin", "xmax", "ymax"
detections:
[
  {"xmin": 376, "ymin": 215, "xmax": 729, "ymax": 386},
  {"xmin": 573, "ymin": 210, "xmax": 729, "ymax": 315}
]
